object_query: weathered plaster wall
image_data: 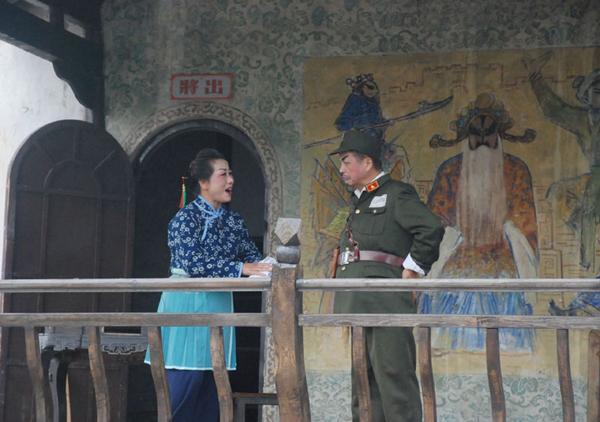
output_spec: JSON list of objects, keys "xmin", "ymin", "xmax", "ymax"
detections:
[
  {"xmin": 103, "ymin": 0, "xmax": 600, "ymax": 218},
  {"xmin": 0, "ymin": 41, "xmax": 91, "ymax": 276}
]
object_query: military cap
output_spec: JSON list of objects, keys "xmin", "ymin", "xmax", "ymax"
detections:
[{"xmin": 329, "ymin": 130, "xmax": 382, "ymax": 161}]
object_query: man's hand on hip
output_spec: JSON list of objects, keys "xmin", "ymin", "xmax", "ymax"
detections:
[
  {"xmin": 402, "ymin": 268, "xmax": 422, "ymax": 279},
  {"xmin": 403, "ymin": 269, "xmax": 421, "ymax": 303}
]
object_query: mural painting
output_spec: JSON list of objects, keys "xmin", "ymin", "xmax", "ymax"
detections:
[{"xmin": 301, "ymin": 48, "xmax": 600, "ymax": 421}]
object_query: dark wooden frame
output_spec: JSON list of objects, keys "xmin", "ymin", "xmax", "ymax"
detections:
[
  {"xmin": 0, "ymin": 120, "xmax": 135, "ymax": 422},
  {"xmin": 0, "ymin": 1, "xmax": 104, "ymax": 115}
]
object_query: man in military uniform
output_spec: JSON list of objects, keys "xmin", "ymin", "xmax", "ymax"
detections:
[{"xmin": 330, "ymin": 130, "xmax": 444, "ymax": 422}]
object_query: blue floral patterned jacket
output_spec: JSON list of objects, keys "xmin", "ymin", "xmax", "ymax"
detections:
[{"xmin": 168, "ymin": 196, "xmax": 262, "ymax": 278}]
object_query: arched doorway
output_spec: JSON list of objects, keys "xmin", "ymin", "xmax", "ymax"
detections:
[{"xmin": 130, "ymin": 120, "xmax": 267, "ymax": 422}]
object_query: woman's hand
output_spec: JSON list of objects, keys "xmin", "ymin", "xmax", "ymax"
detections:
[{"xmin": 242, "ymin": 263, "xmax": 273, "ymax": 276}]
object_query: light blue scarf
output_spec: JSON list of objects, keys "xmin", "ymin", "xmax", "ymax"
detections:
[{"xmin": 193, "ymin": 196, "xmax": 225, "ymax": 241}]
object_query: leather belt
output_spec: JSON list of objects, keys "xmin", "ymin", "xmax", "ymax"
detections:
[{"xmin": 338, "ymin": 250, "xmax": 405, "ymax": 267}]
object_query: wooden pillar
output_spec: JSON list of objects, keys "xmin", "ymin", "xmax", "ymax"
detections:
[
  {"xmin": 486, "ymin": 328, "xmax": 505, "ymax": 422},
  {"xmin": 24, "ymin": 326, "xmax": 52, "ymax": 422},
  {"xmin": 352, "ymin": 326, "xmax": 371, "ymax": 422},
  {"xmin": 210, "ymin": 326, "xmax": 234, "ymax": 422},
  {"xmin": 587, "ymin": 331, "xmax": 600, "ymax": 422},
  {"xmin": 418, "ymin": 327, "xmax": 437, "ymax": 422},
  {"xmin": 270, "ymin": 264, "xmax": 311, "ymax": 422},
  {"xmin": 87, "ymin": 327, "xmax": 111, "ymax": 422},
  {"xmin": 147, "ymin": 326, "xmax": 173, "ymax": 422},
  {"xmin": 557, "ymin": 329, "xmax": 575, "ymax": 422}
]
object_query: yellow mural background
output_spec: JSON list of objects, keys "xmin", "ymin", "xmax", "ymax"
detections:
[{"xmin": 301, "ymin": 47, "xmax": 600, "ymax": 380}]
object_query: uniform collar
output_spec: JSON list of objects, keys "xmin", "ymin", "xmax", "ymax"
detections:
[{"xmin": 354, "ymin": 172, "xmax": 387, "ymax": 198}]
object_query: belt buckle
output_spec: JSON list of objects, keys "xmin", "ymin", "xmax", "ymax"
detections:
[{"xmin": 340, "ymin": 250, "xmax": 352, "ymax": 265}]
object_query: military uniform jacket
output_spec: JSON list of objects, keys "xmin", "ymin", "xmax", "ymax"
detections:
[{"xmin": 334, "ymin": 174, "xmax": 444, "ymax": 314}]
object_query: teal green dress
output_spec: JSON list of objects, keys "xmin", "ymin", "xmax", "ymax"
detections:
[{"xmin": 145, "ymin": 196, "xmax": 262, "ymax": 370}]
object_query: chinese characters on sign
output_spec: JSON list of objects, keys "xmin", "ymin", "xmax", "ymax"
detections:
[{"xmin": 171, "ymin": 74, "xmax": 232, "ymax": 100}]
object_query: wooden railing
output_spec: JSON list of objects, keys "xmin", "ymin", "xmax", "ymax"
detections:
[
  {"xmin": 1, "ymin": 271, "xmax": 599, "ymax": 422},
  {"xmin": 0, "ymin": 274, "xmax": 277, "ymax": 422},
  {"xmin": 298, "ymin": 278, "xmax": 600, "ymax": 422}
]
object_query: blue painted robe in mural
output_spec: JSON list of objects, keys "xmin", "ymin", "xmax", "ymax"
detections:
[{"xmin": 145, "ymin": 196, "xmax": 262, "ymax": 370}]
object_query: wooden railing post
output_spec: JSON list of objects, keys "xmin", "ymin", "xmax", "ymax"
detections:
[
  {"xmin": 557, "ymin": 329, "xmax": 575, "ymax": 422},
  {"xmin": 271, "ymin": 264, "xmax": 311, "ymax": 422},
  {"xmin": 418, "ymin": 327, "xmax": 437, "ymax": 422},
  {"xmin": 24, "ymin": 326, "xmax": 52, "ymax": 422},
  {"xmin": 87, "ymin": 327, "xmax": 111, "ymax": 422},
  {"xmin": 486, "ymin": 328, "xmax": 505, "ymax": 422},
  {"xmin": 210, "ymin": 326, "xmax": 234, "ymax": 422},
  {"xmin": 352, "ymin": 326, "xmax": 371, "ymax": 422},
  {"xmin": 147, "ymin": 326, "xmax": 173, "ymax": 422},
  {"xmin": 587, "ymin": 330, "xmax": 600, "ymax": 422}
]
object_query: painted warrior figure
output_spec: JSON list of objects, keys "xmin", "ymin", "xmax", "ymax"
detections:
[
  {"xmin": 523, "ymin": 53, "xmax": 600, "ymax": 275},
  {"xmin": 334, "ymin": 73, "xmax": 412, "ymax": 178},
  {"xmin": 335, "ymin": 73, "xmax": 388, "ymax": 140},
  {"xmin": 422, "ymin": 93, "xmax": 539, "ymax": 351},
  {"xmin": 523, "ymin": 54, "xmax": 600, "ymax": 316}
]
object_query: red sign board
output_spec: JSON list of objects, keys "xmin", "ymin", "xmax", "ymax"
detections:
[{"xmin": 171, "ymin": 74, "xmax": 232, "ymax": 100}]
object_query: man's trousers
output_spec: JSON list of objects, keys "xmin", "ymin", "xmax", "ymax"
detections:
[{"xmin": 351, "ymin": 326, "xmax": 422, "ymax": 422}]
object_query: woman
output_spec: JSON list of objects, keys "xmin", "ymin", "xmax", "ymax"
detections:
[{"xmin": 145, "ymin": 148, "xmax": 272, "ymax": 422}]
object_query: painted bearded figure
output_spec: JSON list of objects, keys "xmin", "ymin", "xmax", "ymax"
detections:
[{"xmin": 421, "ymin": 93, "xmax": 539, "ymax": 351}]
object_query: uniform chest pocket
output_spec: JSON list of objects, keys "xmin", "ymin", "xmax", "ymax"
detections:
[{"xmin": 353, "ymin": 206, "xmax": 387, "ymax": 235}]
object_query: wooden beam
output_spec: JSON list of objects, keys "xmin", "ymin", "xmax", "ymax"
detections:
[
  {"xmin": 352, "ymin": 326, "xmax": 371, "ymax": 422},
  {"xmin": 557, "ymin": 329, "xmax": 575, "ymax": 422},
  {"xmin": 0, "ymin": 278, "xmax": 271, "ymax": 293},
  {"xmin": 271, "ymin": 265, "xmax": 311, "ymax": 422},
  {"xmin": 87, "ymin": 327, "xmax": 111, "ymax": 422},
  {"xmin": 587, "ymin": 331, "xmax": 600, "ymax": 422},
  {"xmin": 418, "ymin": 327, "xmax": 437, "ymax": 422},
  {"xmin": 210, "ymin": 327, "xmax": 234, "ymax": 422},
  {"xmin": 0, "ymin": 1, "xmax": 103, "ymax": 109},
  {"xmin": 24, "ymin": 326, "xmax": 52, "ymax": 422},
  {"xmin": 147, "ymin": 327, "xmax": 172, "ymax": 422},
  {"xmin": 486, "ymin": 328, "xmax": 505, "ymax": 422},
  {"xmin": 0, "ymin": 312, "xmax": 271, "ymax": 327},
  {"xmin": 0, "ymin": 2, "xmax": 101, "ymax": 65},
  {"xmin": 2, "ymin": 277, "xmax": 598, "ymax": 293},
  {"xmin": 299, "ymin": 314, "xmax": 600, "ymax": 330},
  {"xmin": 296, "ymin": 278, "xmax": 600, "ymax": 292}
]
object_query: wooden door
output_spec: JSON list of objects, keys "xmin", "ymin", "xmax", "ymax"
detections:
[{"xmin": 0, "ymin": 120, "xmax": 135, "ymax": 421}]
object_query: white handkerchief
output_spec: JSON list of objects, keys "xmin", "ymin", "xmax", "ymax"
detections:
[
  {"xmin": 369, "ymin": 194, "xmax": 387, "ymax": 208},
  {"xmin": 249, "ymin": 256, "xmax": 277, "ymax": 278}
]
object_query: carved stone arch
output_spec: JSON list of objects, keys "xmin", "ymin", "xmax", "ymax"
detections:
[{"xmin": 121, "ymin": 102, "xmax": 283, "ymax": 253}]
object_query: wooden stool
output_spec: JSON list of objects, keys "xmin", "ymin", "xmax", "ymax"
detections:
[{"xmin": 232, "ymin": 392, "xmax": 278, "ymax": 422}]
